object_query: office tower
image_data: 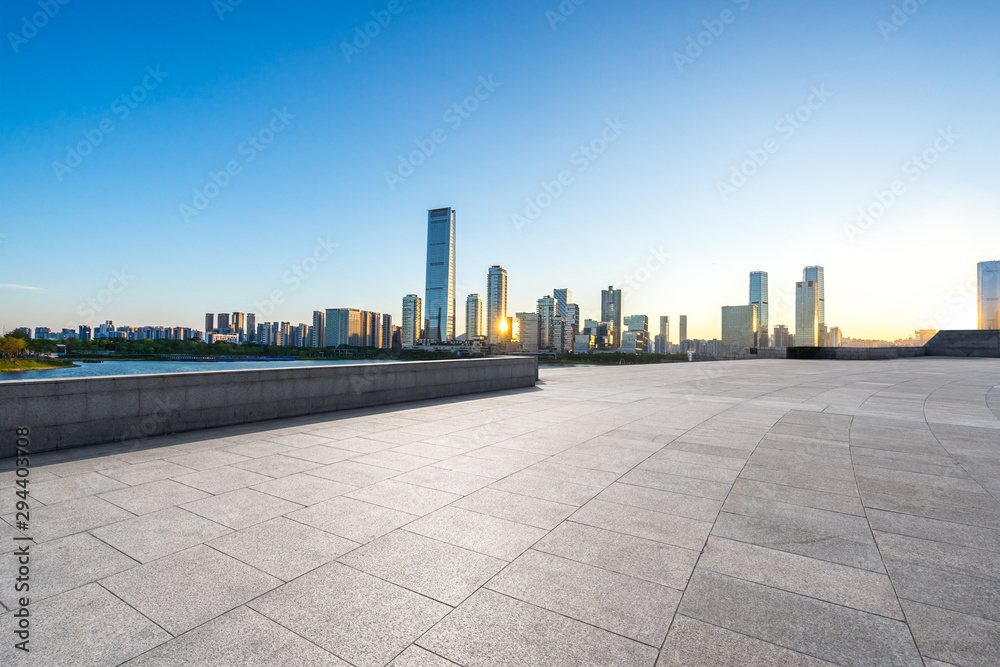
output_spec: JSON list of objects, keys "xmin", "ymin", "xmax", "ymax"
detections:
[
  {"xmin": 722, "ymin": 305, "xmax": 759, "ymax": 350},
  {"xmin": 78, "ymin": 325, "xmax": 92, "ymax": 341},
  {"xmin": 537, "ymin": 295, "xmax": 556, "ymax": 348},
  {"xmin": 565, "ymin": 303, "xmax": 580, "ymax": 333},
  {"xmin": 828, "ymin": 326, "xmax": 843, "ymax": 347},
  {"xmin": 216, "ymin": 313, "xmax": 230, "ymax": 333},
  {"xmin": 466, "ymin": 294, "xmax": 482, "ymax": 339},
  {"xmin": 621, "ymin": 315, "xmax": 649, "ymax": 354},
  {"xmin": 232, "ymin": 312, "xmax": 245, "ymax": 333},
  {"xmin": 325, "ymin": 308, "xmax": 362, "ymax": 347},
  {"xmin": 381, "ymin": 314, "xmax": 392, "ymax": 348},
  {"xmin": 795, "ymin": 280, "xmax": 819, "ymax": 346},
  {"xmin": 360, "ymin": 311, "xmax": 381, "ymax": 347},
  {"xmin": 979, "ymin": 261, "xmax": 1000, "ymax": 329},
  {"xmin": 205, "ymin": 313, "xmax": 214, "ymax": 333},
  {"xmin": 552, "ymin": 317, "xmax": 566, "ymax": 353},
  {"xmin": 486, "ymin": 265, "xmax": 508, "ymax": 344},
  {"xmin": 246, "ymin": 313, "xmax": 256, "ymax": 343},
  {"xmin": 679, "ymin": 315, "xmax": 688, "ymax": 343},
  {"xmin": 803, "ymin": 266, "xmax": 825, "ymax": 328},
  {"xmin": 655, "ymin": 316, "xmax": 670, "ymax": 354},
  {"xmin": 553, "ymin": 289, "xmax": 572, "ymax": 319},
  {"xmin": 311, "ymin": 311, "xmax": 325, "ymax": 347},
  {"xmin": 601, "ymin": 286, "xmax": 623, "ymax": 349},
  {"xmin": 750, "ymin": 271, "xmax": 769, "ymax": 347},
  {"xmin": 773, "ymin": 324, "xmax": 790, "ymax": 347},
  {"xmin": 516, "ymin": 312, "xmax": 540, "ymax": 352},
  {"xmin": 402, "ymin": 295, "xmax": 421, "ymax": 347},
  {"xmin": 425, "ymin": 207, "xmax": 456, "ymax": 341}
]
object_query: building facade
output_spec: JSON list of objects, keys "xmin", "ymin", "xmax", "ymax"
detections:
[
  {"xmin": 721, "ymin": 305, "xmax": 759, "ymax": 350},
  {"xmin": 601, "ymin": 286, "xmax": 623, "ymax": 349},
  {"xmin": 803, "ymin": 266, "xmax": 825, "ymax": 329},
  {"xmin": 750, "ymin": 271, "xmax": 769, "ymax": 347},
  {"xmin": 679, "ymin": 315, "xmax": 688, "ymax": 345},
  {"xmin": 466, "ymin": 294, "xmax": 482, "ymax": 339},
  {"xmin": 795, "ymin": 280, "xmax": 819, "ymax": 346},
  {"xmin": 978, "ymin": 261, "xmax": 1000, "ymax": 329},
  {"xmin": 402, "ymin": 295, "xmax": 421, "ymax": 347},
  {"xmin": 773, "ymin": 324, "xmax": 790, "ymax": 347},
  {"xmin": 515, "ymin": 312, "xmax": 539, "ymax": 352},
  {"xmin": 311, "ymin": 311, "xmax": 325, "ymax": 348},
  {"xmin": 486, "ymin": 265, "xmax": 508, "ymax": 344},
  {"xmin": 424, "ymin": 207, "xmax": 456, "ymax": 341}
]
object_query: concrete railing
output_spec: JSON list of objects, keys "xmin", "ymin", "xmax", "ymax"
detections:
[
  {"xmin": 925, "ymin": 330, "xmax": 1000, "ymax": 357},
  {"xmin": 0, "ymin": 357, "xmax": 538, "ymax": 457}
]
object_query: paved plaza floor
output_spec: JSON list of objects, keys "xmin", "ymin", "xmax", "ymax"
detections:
[{"xmin": 3, "ymin": 358, "xmax": 999, "ymax": 666}]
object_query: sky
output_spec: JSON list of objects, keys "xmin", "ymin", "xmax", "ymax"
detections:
[{"xmin": 1, "ymin": 0, "xmax": 998, "ymax": 341}]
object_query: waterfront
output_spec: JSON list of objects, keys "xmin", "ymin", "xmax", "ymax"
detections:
[{"xmin": 0, "ymin": 358, "xmax": 392, "ymax": 382}]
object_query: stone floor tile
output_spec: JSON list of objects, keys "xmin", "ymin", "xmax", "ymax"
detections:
[
  {"xmin": 900, "ymin": 599, "xmax": 1000, "ymax": 667},
  {"xmin": 679, "ymin": 570, "xmax": 923, "ymax": 666},
  {"xmin": 339, "ymin": 529, "xmax": 505, "ymax": 606},
  {"xmin": 288, "ymin": 496, "xmax": 417, "ymax": 543},
  {"xmin": 172, "ymin": 466, "xmax": 273, "ymax": 494},
  {"xmin": 392, "ymin": 466, "xmax": 494, "ymax": 495},
  {"xmin": 98, "ymin": 479, "xmax": 211, "ymax": 515},
  {"xmin": 101, "ymin": 460, "xmax": 196, "ymax": 486},
  {"xmin": 417, "ymin": 589, "xmax": 658, "ymax": 666},
  {"xmin": 123, "ymin": 606, "xmax": 347, "ymax": 666},
  {"xmin": 453, "ymin": 487, "xmax": 575, "ymax": 529},
  {"xmin": 28, "ymin": 471, "xmax": 128, "ymax": 505},
  {"xmin": 1, "ymin": 584, "xmax": 169, "ymax": 665},
  {"xmin": 487, "ymin": 549, "xmax": 680, "ymax": 645},
  {"xmin": 232, "ymin": 453, "xmax": 323, "ymax": 477},
  {"xmin": 182, "ymin": 488, "xmax": 302, "ymax": 530},
  {"xmin": 209, "ymin": 517, "xmax": 358, "ymax": 580},
  {"xmin": 250, "ymin": 561, "xmax": 450, "ymax": 667},
  {"xmin": 91, "ymin": 506, "xmax": 230, "ymax": 562},
  {"xmin": 405, "ymin": 506, "xmax": 547, "ymax": 560},
  {"xmin": 570, "ymin": 499, "xmax": 712, "ymax": 550},
  {"xmin": 657, "ymin": 615, "xmax": 836, "ymax": 666},
  {"xmin": 595, "ymin": 482, "xmax": 724, "ymax": 522},
  {"xmin": 8, "ymin": 496, "xmax": 134, "ymax": 542},
  {"xmin": 252, "ymin": 472, "xmax": 356, "ymax": 505},
  {"xmin": 102, "ymin": 544, "xmax": 281, "ymax": 636},
  {"xmin": 347, "ymin": 479, "xmax": 461, "ymax": 516}
]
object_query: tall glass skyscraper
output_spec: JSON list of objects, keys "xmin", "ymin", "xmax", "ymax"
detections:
[
  {"xmin": 487, "ymin": 265, "xmax": 507, "ymax": 344},
  {"xmin": 802, "ymin": 266, "xmax": 825, "ymax": 327},
  {"xmin": 466, "ymin": 294, "xmax": 482, "ymax": 339},
  {"xmin": 553, "ymin": 289, "xmax": 572, "ymax": 319},
  {"xmin": 425, "ymin": 207, "xmax": 456, "ymax": 342},
  {"xmin": 979, "ymin": 261, "xmax": 1000, "ymax": 330},
  {"xmin": 401, "ymin": 295, "xmax": 421, "ymax": 347},
  {"xmin": 795, "ymin": 280, "xmax": 819, "ymax": 346},
  {"xmin": 679, "ymin": 315, "xmax": 688, "ymax": 343},
  {"xmin": 601, "ymin": 286, "xmax": 622, "ymax": 349},
  {"xmin": 749, "ymin": 271, "xmax": 769, "ymax": 347}
]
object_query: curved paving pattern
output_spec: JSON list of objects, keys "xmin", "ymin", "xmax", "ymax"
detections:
[{"xmin": 2, "ymin": 358, "xmax": 999, "ymax": 666}]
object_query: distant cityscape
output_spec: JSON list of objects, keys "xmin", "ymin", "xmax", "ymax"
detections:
[{"xmin": 9, "ymin": 209, "xmax": 1000, "ymax": 356}]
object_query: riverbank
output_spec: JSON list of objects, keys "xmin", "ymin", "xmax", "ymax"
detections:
[{"xmin": 0, "ymin": 358, "xmax": 77, "ymax": 373}]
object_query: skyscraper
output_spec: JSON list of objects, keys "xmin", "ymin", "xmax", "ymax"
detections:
[
  {"xmin": 773, "ymin": 324, "xmax": 790, "ymax": 347},
  {"xmin": 722, "ymin": 305, "xmax": 759, "ymax": 350},
  {"xmin": 553, "ymin": 289, "xmax": 572, "ymax": 319},
  {"xmin": 246, "ymin": 313, "xmax": 256, "ymax": 343},
  {"xmin": 381, "ymin": 314, "xmax": 392, "ymax": 348},
  {"xmin": 537, "ymin": 295, "xmax": 556, "ymax": 348},
  {"xmin": 216, "ymin": 313, "xmax": 230, "ymax": 333},
  {"xmin": 325, "ymin": 309, "xmax": 362, "ymax": 347},
  {"xmin": 601, "ymin": 286, "xmax": 622, "ymax": 349},
  {"xmin": 311, "ymin": 311, "xmax": 325, "ymax": 347},
  {"xmin": 803, "ymin": 266, "xmax": 825, "ymax": 328},
  {"xmin": 655, "ymin": 316, "xmax": 669, "ymax": 354},
  {"xmin": 466, "ymin": 294, "xmax": 482, "ymax": 339},
  {"xmin": 679, "ymin": 315, "xmax": 688, "ymax": 344},
  {"xmin": 487, "ymin": 265, "xmax": 508, "ymax": 344},
  {"xmin": 402, "ymin": 294, "xmax": 421, "ymax": 347},
  {"xmin": 795, "ymin": 280, "xmax": 819, "ymax": 346},
  {"xmin": 231, "ymin": 312, "xmax": 245, "ymax": 334},
  {"xmin": 205, "ymin": 313, "xmax": 214, "ymax": 333},
  {"xmin": 750, "ymin": 271, "xmax": 769, "ymax": 347},
  {"xmin": 425, "ymin": 207, "xmax": 456, "ymax": 342},
  {"xmin": 978, "ymin": 261, "xmax": 1000, "ymax": 329}
]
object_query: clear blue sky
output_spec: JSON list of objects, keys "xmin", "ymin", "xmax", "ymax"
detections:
[{"xmin": 2, "ymin": 0, "xmax": 998, "ymax": 340}]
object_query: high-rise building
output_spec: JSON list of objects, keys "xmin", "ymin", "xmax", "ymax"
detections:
[
  {"xmin": 487, "ymin": 265, "xmax": 508, "ymax": 344},
  {"xmin": 978, "ymin": 261, "xmax": 1000, "ymax": 329},
  {"xmin": 537, "ymin": 295, "xmax": 556, "ymax": 348},
  {"xmin": 750, "ymin": 271, "xmax": 769, "ymax": 347},
  {"xmin": 231, "ymin": 312, "xmax": 245, "ymax": 334},
  {"xmin": 722, "ymin": 305, "xmax": 759, "ymax": 350},
  {"xmin": 466, "ymin": 294, "xmax": 482, "ymax": 339},
  {"xmin": 216, "ymin": 313, "xmax": 230, "ymax": 333},
  {"xmin": 564, "ymin": 303, "xmax": 580, "ymax": 350},
  {"xmin": 78, "ymin": 325, "xmax": 92, "ymax": 341},
  {"xmin": 601, "ymin": 286, "xmax": 623, "ymax": 349},
  {"xmin": 655, "ymin": 316, "xmax": 670, "ymax": 354},
  {"xmin": 795, "ymin": 280, "xmax": 819, "ymax": 346},
  {"xmin": 362, "ymin": 311, "xmax": 382, "ymax": 348},
  {"xmin": 381, "ymin": 314, "xmax": 392, "ymax": 348},
  {"xmin": 246, "ymin": 313, "xmax": 256, "ymax": 343},
  {"xmin": 311, "ymin": 311, "xmax": 325, "ymax": 347},
  {"xmin": 679, "ymin": 315, "xmax": 688, "ymax": 345},
  {"xmin": 325, "ymin": 308, "xmax": 363, "ymax": 347},
  {"xmin": 773, "ymin": 324, "xmax": 790, "ymax": 347},
  {"xmin": 828, "ymin": 326, "xmax": 843, "ymax": 347},
  {"xmin": 622, "ymin": 315, "xmax": 650, "ymax": 354},
  {"xmin": 205, "ymin": 313, "xmax": 214, "ymax": 333},
  {"xmin": 402, "ymin": 295, "xmax": 421, "ymax": 347},
  {"xmin": 425, "ymin": 207, "xmax": 456, "ymax": 341},
  {"xmin": 803, "ymin": 266, "xmax": 825, "ymax": 328},
  {"xmin": 553, "ymin": 289, "xmax": 572, "ymax": 319},
  {"xmin": 516, "ymin": 312, "xmax": 539, "ymax": 352}
]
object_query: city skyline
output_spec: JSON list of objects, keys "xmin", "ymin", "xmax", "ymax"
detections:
[{"xmin": 2, "ymin": 2, "xmax": 998, "ymax": 340}]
